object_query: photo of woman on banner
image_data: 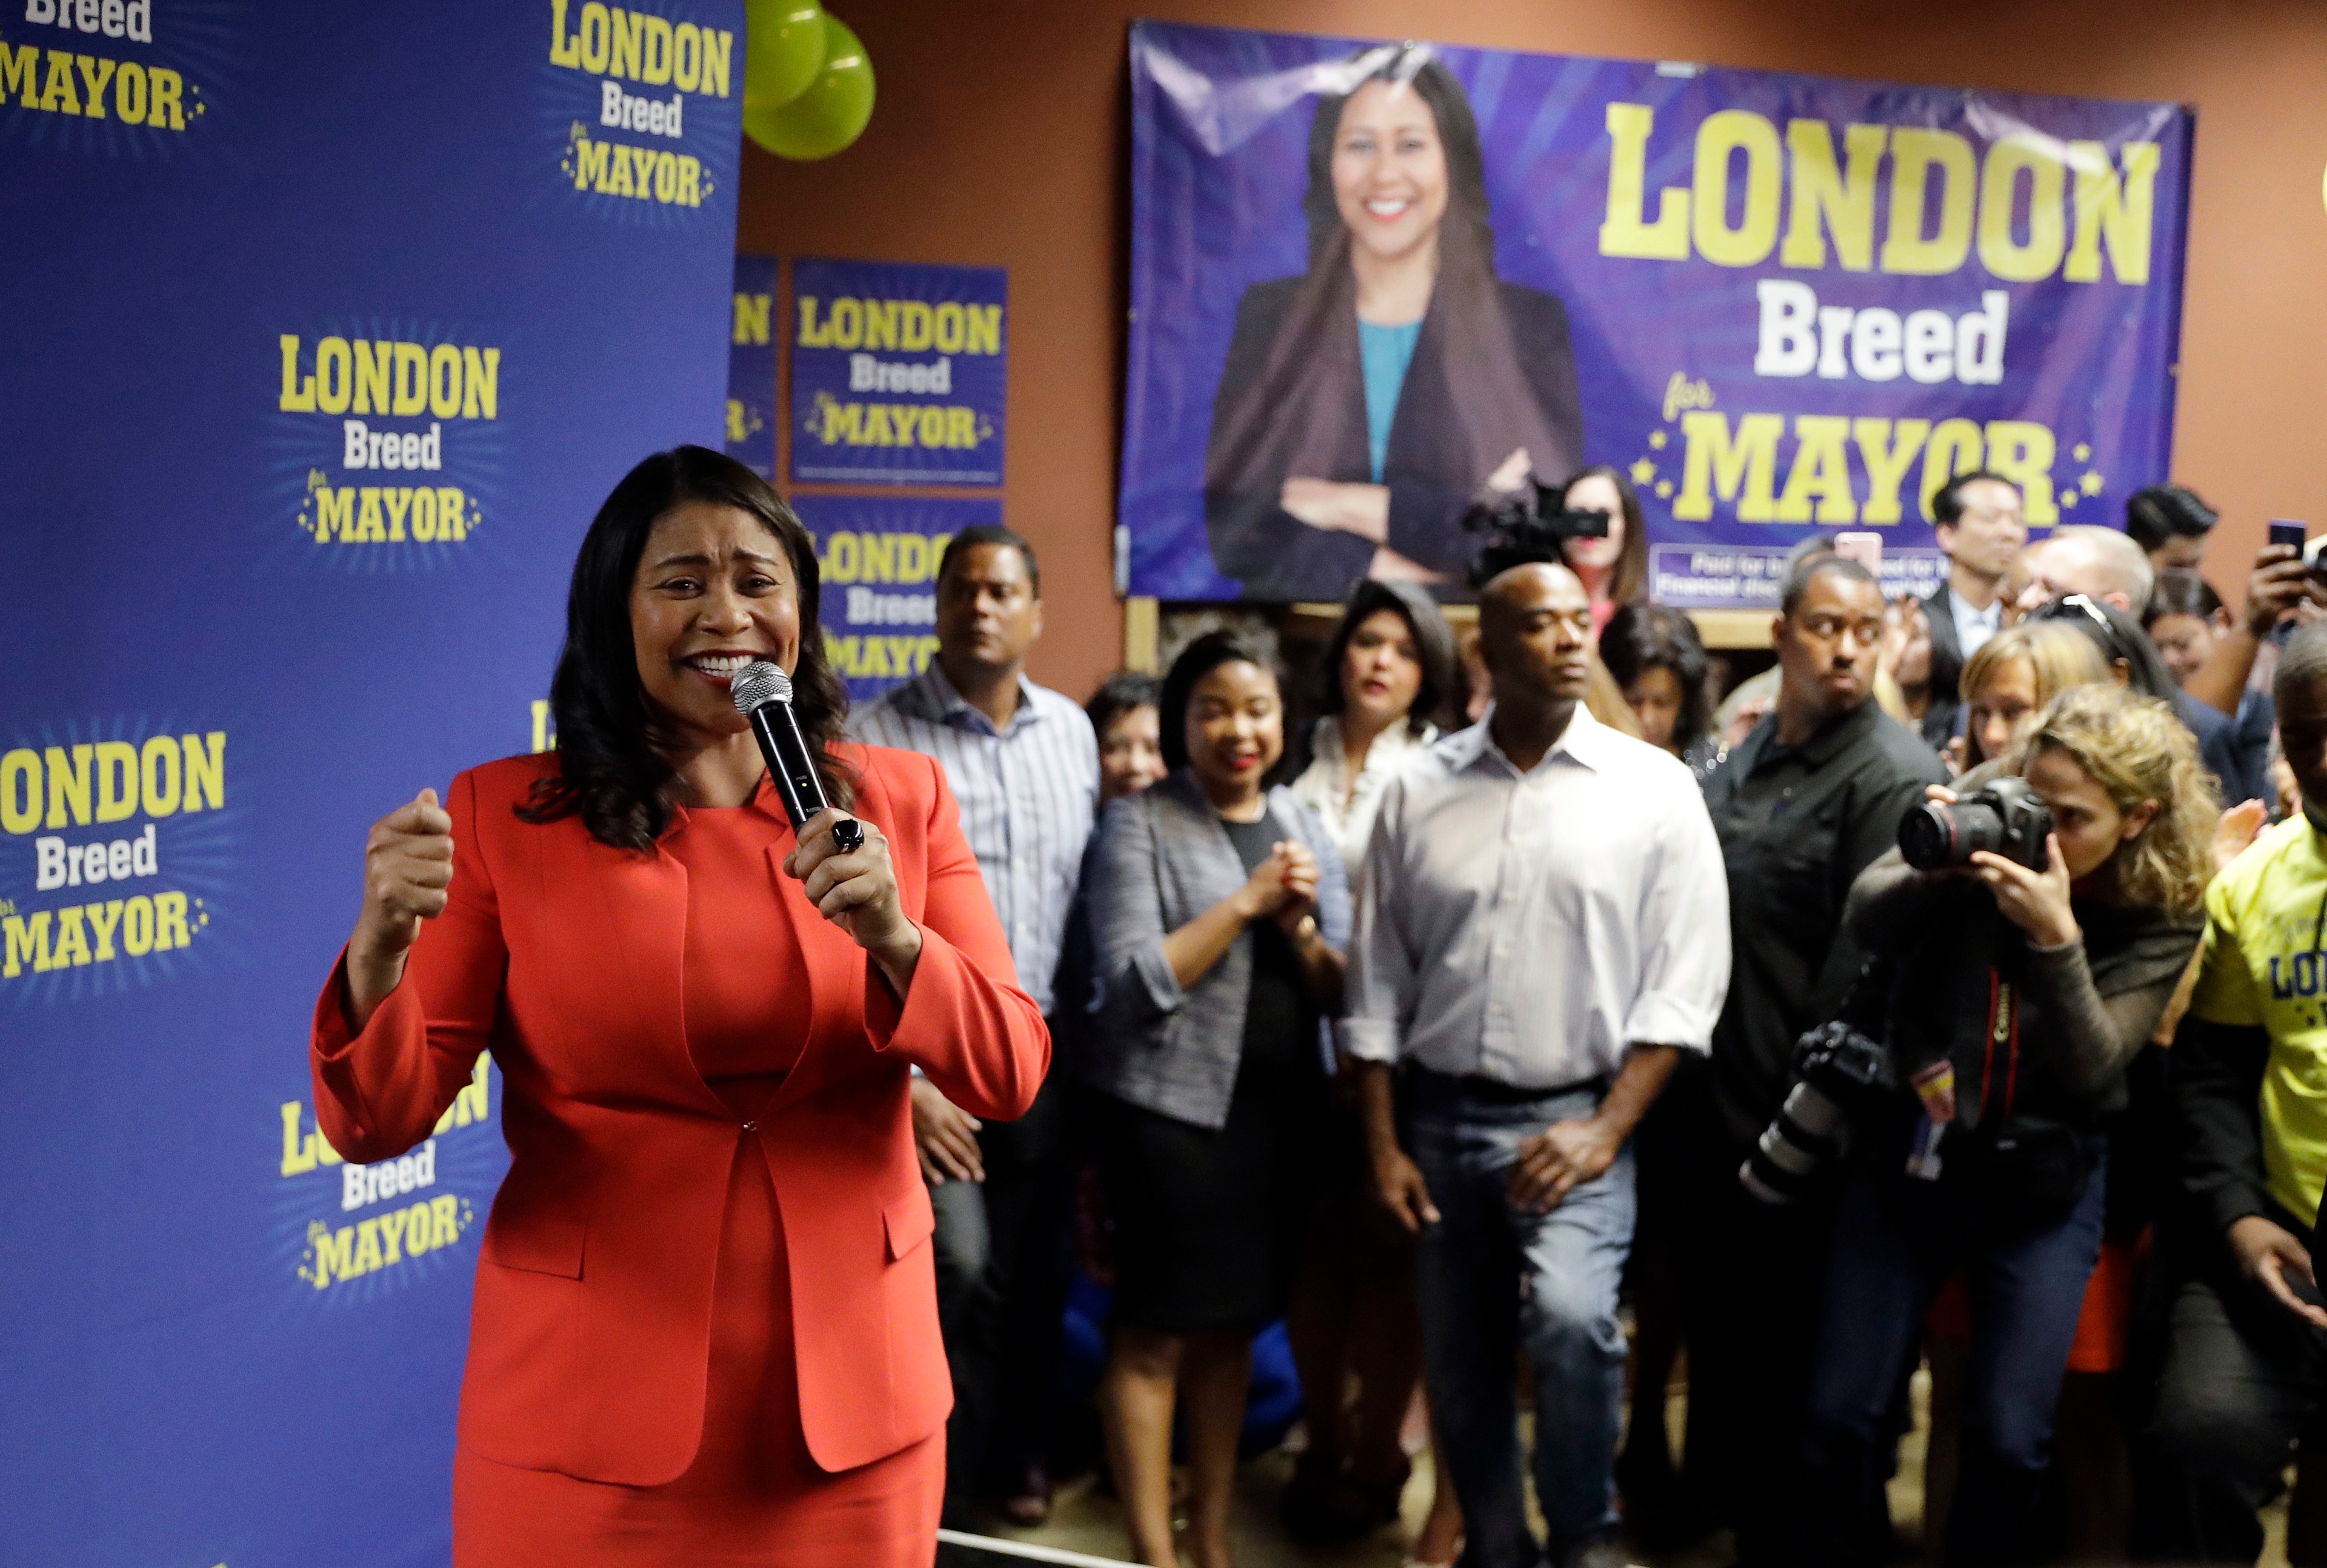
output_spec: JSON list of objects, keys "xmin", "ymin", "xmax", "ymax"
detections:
[{"xmin": 1203, "ymin": 44, "xmax": 1584, "ymax": 601}]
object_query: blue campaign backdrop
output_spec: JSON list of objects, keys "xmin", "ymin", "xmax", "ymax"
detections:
[
  {"xmin": 730, "ymin": 252, "xmax": 778, "ymax": 477},
  {"xmin": 790, "ymin": 257, "xmax": 1009, "ymax": 487},
  {"xmin": 0, "ymin": 2, "xmax": 742, "ymax": 1563},
  {"xmin": 1122, "ymin": 23, "xmax": 2192, "ymax": 605}
]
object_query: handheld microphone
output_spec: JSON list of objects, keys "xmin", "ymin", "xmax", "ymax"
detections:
[{"xmin": 730, "ymin": 661, "xmax": 864, "ymax": 853}]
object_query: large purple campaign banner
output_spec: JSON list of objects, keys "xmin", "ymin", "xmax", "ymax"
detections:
[{"xmin": 1121, "ymin": 23, "xmax": 2191, "ymax": 605}]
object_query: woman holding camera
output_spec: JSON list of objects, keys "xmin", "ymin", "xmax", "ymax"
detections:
[{"xmin": 1795, "ymin": 685, "xmax": 2214, "ymax": 1566}]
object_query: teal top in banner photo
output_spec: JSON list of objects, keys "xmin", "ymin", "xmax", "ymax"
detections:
[
  {"xmin": 730, "ymin": 253, "xmax": 778, "ymax": 478},
  {"xmin": 1120, "ymin": 22, "xmax": 2192, "ymax": 606},
  {"xmin": 790, "ymin": 258, "xmax": 1008, "ymax": 487}
]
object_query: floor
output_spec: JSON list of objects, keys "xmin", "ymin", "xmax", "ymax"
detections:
[{"xmin": 971, "ymin": 1374, "xmax": 2296, "ymax": 1567}]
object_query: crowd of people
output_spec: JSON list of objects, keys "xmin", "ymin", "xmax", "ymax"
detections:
[{"xmin": 856, "ymin": 473, "xmax": 2327, "ymax": 1568}]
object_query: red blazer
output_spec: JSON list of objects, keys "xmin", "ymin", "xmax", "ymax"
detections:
[{"xmin": 308, "ymin": 745, "xmax": 1048, "ymax": 1484}]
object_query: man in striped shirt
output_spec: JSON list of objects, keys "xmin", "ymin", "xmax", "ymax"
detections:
[{"xmin": 850, "ymin": 523, "xmax": 1099, "ymax": 1526}]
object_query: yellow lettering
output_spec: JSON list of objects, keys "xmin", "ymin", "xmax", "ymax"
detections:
[
  {"xmin": 38, "ymin": 48, "xmax": 82, "ymax": 115},
  {"xmin": 1983, "ymin": 420, "xmax": 2059, "ymax": 525},
  {"xmin": 577, "ymin": 2, "xmax": 611, "ymax": 73},
  {"xmin": 0, "ymin": 749, "xmax": 37, "ymax": 834},
  {"xmin": 315, "ymin": 336, "xmax": 352, "ymax": 414},
  {"xmin": 609, "ymin": 6, "xmax": 641, "ymax": 79},
  {"xmin": 966, "ymin": 305, "xmax": 1002, "ymax": 355},
  {"xmin": 1919, "ymin": 419, "xmax": 1987, "ymax": 520},
  {"xmin": 1772, "ymin": 416, "xmax": 1857, "ymax": 523},
  {"xmin": 1780, "ymin": 121, "xmax": 1885, "ymax": 271},
  {"xmin": 1673, "ymin": 411, "xmax": 1783, "ymax": 522},
  {"xmin": 1599, "ymin": 102, "xmax": 1689, "ymax": 260},
  {"xmin": 2064, "ymin": 141, "xmax": 2159, "ymax": 285},
  {"xmin": 797, "ymin": 297, "xmax": 829, "ymax": 348},
  {"xmin": 52, "ymin": 905, "xmax": 92, "ymax": 968},
  {"xmin": 1691, "ymin": 110, "xmax": 1782, "ymax": 268},
  {"xmin": 4, "ymin": 911, "xmax": 50, "ymax": 978},
  {"xmin": 1978, "ymin": 135, "xmax": 2066, "ymax": 282},
  {"xmin": 93, "ymin": 740, "xmax": 136, "ymax": 822},
  {"xmin": 352, "ymin": 339, "xmax": 390, "ymax": 417},
  {"xmin": 1879, "ymin": 129, "xmax": 1976, "ymax": 275},
  {"xmin": 277, "ymin": 335, "xmax": 316, "ymax": 412},
  {"xmin": 85, "ymin": 899, "xmax": 122, "ymax": 962},
  {"xmin": 0, "ymin": 42, "xmax": 39, "ymax": 105},
  {"xmin": 700, "ymin": 26, "xmax": 730, "ymax": 98},
  {"xmin": 311, "ymin": 1226, "xmax": 356, "ymax": 1287},
  {"xmin": 145, "ymin": 64, "xmax": 182, "ymax": 130},
  {"xmin": 153, "ymin": 890, "xmax": 191, "ymax": 951},
  {"xmin": 280, "ymin": 1102, "xmax": 318, "ymax": 1176},
  {"xmin": 316, "ymin": 486, "xmax": 353, "ymax": 542},
  {"xmin": 45, "ymin": 743, "xmax": 93, "ymax": 829},
  {"xmin": 733, "ymin": 291, "xmax": 771, "ymax": 347},
  {"xmin": 549, "ymin": 0, "xmax": 582, "ymax": 67},
  {"xmin": 181, "ymin": 732, "xmax": 225, "ymax": 813},
  {"xmin": 1854, "ymin": 418, "xmax": 1929, "ymax": 525},
  {"xmin": 573, "ymin": 133, "xmax": 609, "ymax": 191},
  {"xmin": 74, "ymin": 52, "xmax": 114, "ymax": 119}
]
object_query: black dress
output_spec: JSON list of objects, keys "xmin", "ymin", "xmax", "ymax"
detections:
[{"xmin": 1099, "ymin": 816, "xmax": 1322, "ymax": 1331}]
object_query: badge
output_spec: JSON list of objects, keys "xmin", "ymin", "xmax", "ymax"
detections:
[{"xmin": 1913, "ymin": 1059, "xmax": 1958, "ymax": 1126}]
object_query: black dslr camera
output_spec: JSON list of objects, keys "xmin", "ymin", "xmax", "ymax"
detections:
[
  {"xmin": 1459, "ymin": 482, "xmax": 1610, "ymax": 587},
  {"xmin": 1740, "ymin": 1020, "xmax": 1890, "ymax": 1206},
  {"xmin": 1897, "ymin": 776, "xmax": 2054, "ymax": 872}
]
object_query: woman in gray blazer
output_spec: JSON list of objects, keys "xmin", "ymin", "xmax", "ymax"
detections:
[{"xmin": 1083, "ymin": 628, "xmax": 1350, "ymax": 1568}]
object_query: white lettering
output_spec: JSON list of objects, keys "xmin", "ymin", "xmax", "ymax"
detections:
[
  {"xmin": 35, "ymin": 835, "xmax": 64, "ymax": 891},
  {"xmin": 1956, "ymin": 290, "xmax": 2009, "ymax": 386},
  {"xmin": 1850, "ymin": 308, "xmax": 1903, "ymax": 382},
  {"xmin": 845, "ymin": 354, "xmax": 955, "ymax": 396},
  {"xmin": 1753, "ymin": 281, "xmax": 1817, "ymax": 377},
  {"xmin": 1752, "ymin": 283, "xmax": 2011, "ymax": 387},
  {"xmin": 342, "ymin": 1138, "xmax": 438, "ymax": 1211}
]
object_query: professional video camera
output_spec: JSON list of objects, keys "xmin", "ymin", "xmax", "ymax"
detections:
[
  {"xmin": 1897, "ymin": 776, "xmax": 2053, "ymax": 872},
  {"xmin": 1459, "ymin": 481, "xmax": 1610, "ymax": 587},
  {"xmin": 1739, "ymin": 1020, "xmax": 1890, "ymax": 1206}
]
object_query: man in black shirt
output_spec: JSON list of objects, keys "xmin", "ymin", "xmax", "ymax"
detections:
[{"xmin": 1686, "ymin": 554, "xmax": 1946, "ymax": 1565}]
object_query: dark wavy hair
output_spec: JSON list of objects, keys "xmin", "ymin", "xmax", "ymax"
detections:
[
  {"xmin": 1159, "ymin": 628, "xmax": 1285, "ymax": 774},
  {"xmin": 517, "ymin": 445, "xmax": 851, "ymax": 849},
  {"xmin": 1599, "ymin": 603, "xmax": 1713, "ymax": 755},
  {"xmin": 1319, "ymin": 579, "xmax": 1457, "ymax": 736}
]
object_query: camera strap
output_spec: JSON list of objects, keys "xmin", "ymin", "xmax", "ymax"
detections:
[{"xmin": 1979, "ymin": 968, "xmax": 2020, "ymax": 1123}]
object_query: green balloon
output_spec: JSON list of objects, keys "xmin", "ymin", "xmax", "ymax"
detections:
[
  {"xmin": 742, "ymin": 13, "xmax": 874, "ymax": 161},
  {"xmin": 742, "ymin": 0, "xmax": 825, "ymax": 114}
]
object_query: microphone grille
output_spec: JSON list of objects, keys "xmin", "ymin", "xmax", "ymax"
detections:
[{"xmin": 729, "ymin": 661, "xmax": 793, "ymax": 714}]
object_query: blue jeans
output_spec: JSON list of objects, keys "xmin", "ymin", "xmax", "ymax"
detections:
[
  {"xmin": 1404, "ymin": 1077, "xmax": 1636, "ymax": 1567},
  {"xmin": 1799, "ymin": 1125, "xmax": 2108, "ymax": 1567}
]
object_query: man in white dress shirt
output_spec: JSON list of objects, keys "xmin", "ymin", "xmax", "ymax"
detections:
[{"xmin": 1343, "ymin": 562, "xmax": 1731, "ymax": 1568}]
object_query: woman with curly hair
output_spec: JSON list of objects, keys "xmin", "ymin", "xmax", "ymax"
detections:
[
  {"xmin": 1795, "ymin": 683, "xmax": 2215, "ymax": 1565},
  {"xmin": 307, "ymin": 446, "xmax": 1048, "ymax": 1566}
]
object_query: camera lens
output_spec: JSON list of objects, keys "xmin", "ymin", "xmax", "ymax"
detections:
[
  {"xmin": 1898, "ymin": 802, "xmax": 1957, "ymax": 869},
  {"xmin": 1898, "ymin": 799, "xmax": 2008, "ymax": 869}
]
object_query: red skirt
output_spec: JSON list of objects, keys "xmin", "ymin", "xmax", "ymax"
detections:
[{"xmin": 453, "ymin": 1143, "xmax": 943, "ymax": 1567}]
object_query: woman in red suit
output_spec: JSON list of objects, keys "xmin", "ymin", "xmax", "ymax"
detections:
[{"xmin": 311, "ymin": 445, "xmax": 1048, "ymax": 1566}]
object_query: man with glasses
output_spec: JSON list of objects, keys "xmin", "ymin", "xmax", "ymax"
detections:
[
  {"xmin": 1924, "ymin": 470, "xmax": 2029, "ymax": 742},
  {"xmin": 1688, "ymin": 553, "xmax": 1948, "ymax": 1565}
]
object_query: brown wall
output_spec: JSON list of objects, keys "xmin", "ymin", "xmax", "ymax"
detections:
[{"xmin": 739, "ymin": 0, "xmax": 2327, "ymax": 701}]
